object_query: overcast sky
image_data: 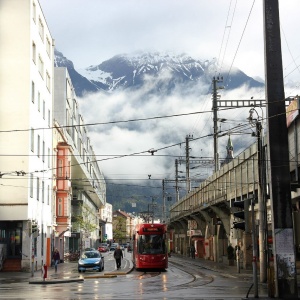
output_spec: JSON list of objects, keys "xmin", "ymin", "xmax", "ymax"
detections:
[
  {"xmin": 40, "ymin": 0, "xmax": 300, "ymax": 81},
  {"xmin": 38, "ymin": 0, "xmax": 300, "ymax": 199}
]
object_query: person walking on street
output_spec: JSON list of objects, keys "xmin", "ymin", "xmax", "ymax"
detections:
[
  {"xmin": 53, "ymin": 248, "xmax": 60, "ymax": 272},
  {"xmin": 114, "ymin": 245, "xmax": 123, "ymax": 270},
  {"xmin": 190, "ymin": 244, "xmax": 196, "ymax": 259}
]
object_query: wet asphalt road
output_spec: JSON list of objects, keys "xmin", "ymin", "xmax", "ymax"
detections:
[{"xmin": 0, "ymin": 251, "xmax": 272, "ymax": 299}]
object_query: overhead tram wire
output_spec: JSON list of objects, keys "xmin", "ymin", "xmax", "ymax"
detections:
[
  {"xmin": 0, "ymin": 109, "xmax": 227, "ymax": 134},
  {"xmin": 1, "ymin": 103, "xmax": 294, "ymax": 177},
  {"xmin": 0, "ymin": 105, "xmax": 257, "ymax": 134},
  {"xmin": 0, "ymin": 121, "xmax": 254, "ymax": 178},
  {"xmin": 223, "ymin": 0, "xmax": 256, "ymax": 87},
  {"xmin": 218, "ymin": 0, "xmax": 237, "ymax": 76}
]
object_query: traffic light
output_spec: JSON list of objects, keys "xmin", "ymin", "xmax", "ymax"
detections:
[
  {"xmin": 232, "ymin": 200, "xmax": 245, "ymax": 230},
  {"xmin": 31, "ymin": 221, "xmax": 39, "ymax": 236}
]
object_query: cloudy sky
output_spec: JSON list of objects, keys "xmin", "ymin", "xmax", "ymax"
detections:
[
  {"xmin": 39, "ymin": 0, "xmax": 300, "ymax": 199},
  {"xmin": 40, "ymin": 0, "xmax": 300, "ymax": 80}
]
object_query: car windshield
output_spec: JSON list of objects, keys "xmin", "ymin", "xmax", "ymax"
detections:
[{"xmin": 82, "ymin": 251, "xmax": 100, "ymax": 259}]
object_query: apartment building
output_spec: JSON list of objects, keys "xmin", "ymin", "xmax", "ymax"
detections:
[
  {"xmin": 0, "ymin": 0, "xmax": 54, "ymax": 271},
  {"xmin": 0, "ymin": 0, "xmax": 106, "ymax": 272},
  {"xmin": 53, "ymin": 67, "xmax": 106, "ymax": 256}
]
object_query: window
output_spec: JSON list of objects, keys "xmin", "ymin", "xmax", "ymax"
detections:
[
  {"xmin": 41, "ymin": 226, "xmax": 44, "ymax": 255},
  {"xmin": 58, "ymin": 198, "xmax": 62, "ymax": 216},
  {"xmin": 46, "ymin": 36, "xmax": 51, "ymax": 57},
  {"xmin": 32, "ymin": 42, "xmax": 36, "ymax": 63},
  {"xmin": 32, "ymin": 2, "xmax": 36, "ymax": 23},
  {"xmin": 30, "ymin": 174, "xmax": 33, "ymax": 198},
  {"xmin": 48, "ymin": 109, "xmax": 50, "ymax": 127},
  {"xmin": 37, "ymin": 177, "xmax": 40, "ymax": 201},
  {"xmin": 31, "ymin": 81, "xmax": 35, "ymax": 103},
  {"xmin": 43, "ymin": 100, "xmax": 45, "ymax": 119},
  {"xmin": 48, "ymin": 148, "xmax": 50, "ymax": 168},
  {"xmin": 31, "ymin": 128, "xmax": 34, "ymax": 152},
  {"xmin": 42, "ymin": 181, "xmax": 44, "ymax": 203},
  {"xmin": 37, "ymin": 135, "xmax": 40, "ymax": 157},
  {"xmin": 47, "ymin": 185, "xmax": 50, "ymax": 205},
  {"xmin": 38, "ymin": 18, "xmax": 44, "ymax": 41},
  {"xmin": 138, "ymin": 234, "xmax": 165, "ymax": 255},
  {"xmin": 38, "ymin": 92, "xmax": 40, "ymax": 111},
  {"xmin": 66, "ymin": 109, "xmax": 71, "ymax": 135},
  {"xmin": 46, "ymin": 71, "xmax": 50, "ymax": 90},
  {"xmin": 42, "ymin": 141, "xmax": 45, "ymax": 162},
  {"xmin": 58, "ymin": 159, "xmax": 63, "ymax": 177},
  {"xmin": 38, "ymin": 55, "xmax": 44, "ymax": 78}
]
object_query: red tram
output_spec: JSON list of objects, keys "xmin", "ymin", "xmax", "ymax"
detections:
[{"xmin": 132, "ymin": 223, "xmax": 168, "ymax": 270}]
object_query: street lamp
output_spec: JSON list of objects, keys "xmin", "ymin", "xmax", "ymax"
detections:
[{"xmin": 248, "ymin": 107, "xmax": 268, "ymax": 284}]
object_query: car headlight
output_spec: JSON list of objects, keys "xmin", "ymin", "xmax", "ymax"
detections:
[{"xmin": 78, "ymin": 260, "xmax": 84, "ymax": 266}]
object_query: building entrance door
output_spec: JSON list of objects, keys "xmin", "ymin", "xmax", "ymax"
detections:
[{"xmin": 7, "ymin": 228, "xmax": 22, "ymax": 258}]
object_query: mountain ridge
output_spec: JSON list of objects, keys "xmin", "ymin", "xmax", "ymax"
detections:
[{"xmin": 54, "ymin": 49, "xmax": 264, "ymax": 97}]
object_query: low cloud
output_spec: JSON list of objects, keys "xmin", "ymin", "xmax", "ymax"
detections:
[{"xmin": 79, "ymin": 76, "xmax": 264, "ymax": 187}]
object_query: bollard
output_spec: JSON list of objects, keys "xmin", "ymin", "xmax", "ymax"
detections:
[{"xmin": 42, "ymin": 264, "xmax": 47, "ymax": 281}]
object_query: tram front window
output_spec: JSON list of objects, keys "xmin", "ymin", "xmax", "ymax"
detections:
[{"xmin": 138, "ymin": 234, "xmax": 165, "ymax": 254}]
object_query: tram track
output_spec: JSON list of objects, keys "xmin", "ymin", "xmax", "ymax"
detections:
[{"xmin": 169, "ymin": 260, "xmax": 214, "ymax": 288}]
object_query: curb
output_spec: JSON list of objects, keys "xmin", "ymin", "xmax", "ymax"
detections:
[
  {"xmin": 29, "ymin": 278, "xmax": 84, "ymax": 284},
  {"xmin": 84, "ymin": 274, "xmax": 117, "ymax": 279},
  {"xmin": 103, "ymin": 272, "xmax": 128, "ymax": 276}
]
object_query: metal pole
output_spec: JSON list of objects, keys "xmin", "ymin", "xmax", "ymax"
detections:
[
  {"xmin": 185, "ymin": 135, "xmax": 191, "ymax": 193},
  {"xmin": 263, "ymin": 1, "xmax": 298, "ymax": 297},
  {"xmin": 162, "ymin": 179, "xmax": 166, "ymax": 223},
  {"xmin": 175, "ymin": 159, "xmax": 179, "ymax": 202},
  {"xmin": 212, "ymin": 78, "xmax": 219, "ymax": 172},
  {"xmin": 251, "ymin": 193, "xmax": 258, "ymax": 297}
]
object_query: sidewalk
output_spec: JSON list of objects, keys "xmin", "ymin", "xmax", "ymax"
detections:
[
  {"xmin": 170, "ymin": 253, "xmax": 253, "ymax": 278},
  {"xmin": 170, "ymin": 253, "xmax": 300, "ymax": 299},
  {"xmin": 28, "ymin": 255, "xmax": 134, "ymax": 284}
]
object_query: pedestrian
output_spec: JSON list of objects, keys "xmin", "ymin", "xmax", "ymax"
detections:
[
  {"xmin": 114, "ymin": 245, "xmax": 123, "ymax": 270},
  {"xmin": 52, "ymin": 248, "xmax": 60, "ymax": 272},
  {"xmin": 190, "ymin": 244, "xmax": 196, "ymax": 259}
]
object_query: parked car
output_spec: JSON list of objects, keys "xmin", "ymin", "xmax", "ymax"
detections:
[
  {"xmin": 78, "ymin": 250, "xmax": 104, "ymax": 272},
  {"xmin": 84, "ymin": 248, "xmax": 96, "ymax": 251},
  {"xmin": 98, "ymin": 245, "xmax": 108, "ymax": 252},
  {"xmin": 109, "ymin": 246, "xmax": 116, "ymax": 252}
]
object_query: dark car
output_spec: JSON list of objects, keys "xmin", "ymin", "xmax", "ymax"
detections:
[
  {"xmin": 109, "ymin": 246, "xmax": 116, "ymax": 252},
  {"xmin": 78, "ymin": 250, "xmax": 104, "ymax": 272}
]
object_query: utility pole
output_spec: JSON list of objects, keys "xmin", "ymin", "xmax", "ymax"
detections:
[
  {"xmin": 185, "ymin": 135, "xmax": 192, "ymax": 193},
  {"xmin": 248, "ymin": 108, "xmax": 268, "ymax": 283},
  {"xmin": 162, "ymin": 179, "xmax": 166, "ymax": 223},
  {"xmin": 263, "ymin": 0, "xmax": 298, "ymax": 297},
  {"xmin": 175, "ymin": 159, "xmax": 179, "ymax": 202},
  {"xmin": 212, "ymin": 77, "xmax": 223, "ymax": 172}
]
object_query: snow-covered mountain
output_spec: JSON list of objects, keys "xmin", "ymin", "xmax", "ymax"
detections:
[{"xmin": 54, "ymin": 49, "xmax": 264, "ymax": 97}]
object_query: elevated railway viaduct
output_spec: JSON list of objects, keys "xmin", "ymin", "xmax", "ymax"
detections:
[{"xmin": 168, "ymin": 98, "xmax": 300, "ymax": 272}]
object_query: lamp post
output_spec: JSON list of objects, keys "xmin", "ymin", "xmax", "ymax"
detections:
[{"xmin": 248, "ymin": 107, "xmax": 268, "ymax": 284}]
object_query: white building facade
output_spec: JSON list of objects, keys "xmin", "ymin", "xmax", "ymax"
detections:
[
  {"xmin": 53, "ymin": 67, "xmax": 106, "ymax": 256},
  {"xmin": 0, "ymin": 0, "xmax": 106, "ymax": 272},
  {"xmin": 0, "ymin": 0, "xmax": 54, "ymax": 271}
]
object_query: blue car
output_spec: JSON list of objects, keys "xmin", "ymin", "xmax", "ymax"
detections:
[{"xmin": 78, "ymin": 250, "xmax": 104, "ymax": 272}]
